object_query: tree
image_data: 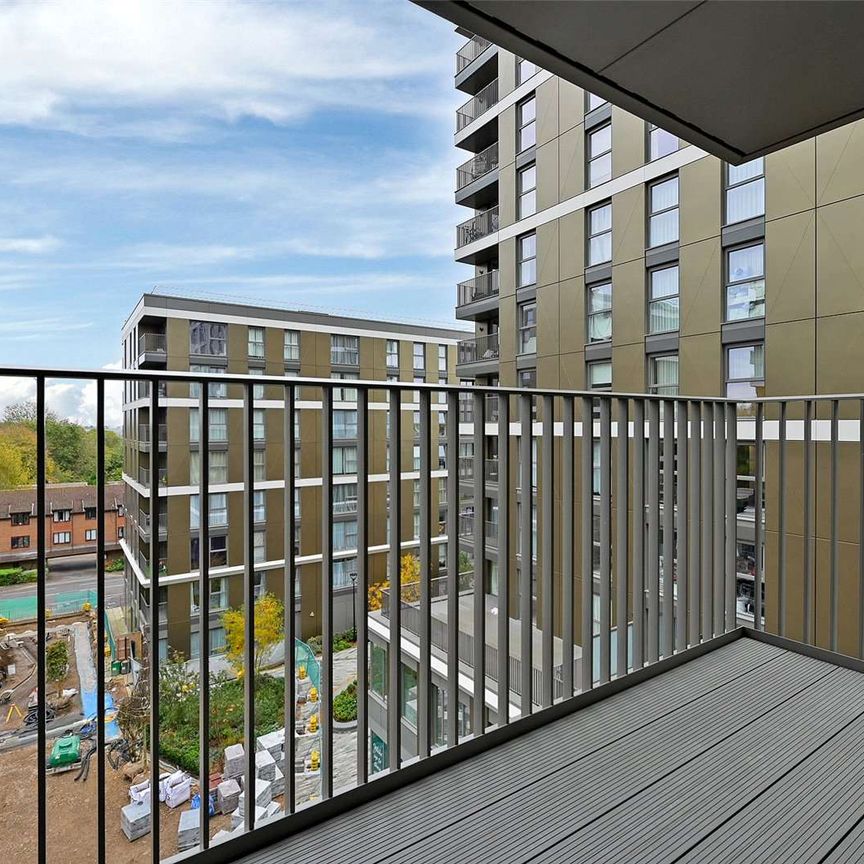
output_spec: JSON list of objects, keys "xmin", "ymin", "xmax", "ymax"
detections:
[
  {"xmin": 3, "ymin": 401, "xmax": 58, "ymax": 425},
  {"xmin": 222, "ymin": 593, "xmax": 285, "ymax": 679},
  {"xmin": 367, "ymin": 553, "xmax": 423, "ymax": 611},
  {"xmin": 46, "ymin": 639, "xmax": 69, "ymax": 695},
  {"xmin": 0, "ymin": 439, "xmax": 29, "ymax": 488}
]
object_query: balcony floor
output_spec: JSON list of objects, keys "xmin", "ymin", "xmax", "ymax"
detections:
[{"xmin": 237, "ymin": 632, "xmax": 864, "ymax": 864}]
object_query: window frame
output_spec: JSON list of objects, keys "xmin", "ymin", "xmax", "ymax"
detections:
[
  {"xmin": 517, "ymin": 232, "xmax": 537, "ymax": 288},
  {"xmin": 647, "ymin": 353, "xmax": 680, "ymax": 396},
  {"xmin": 724, "ymin": 241, "xmax": 766, "ymax": 323},
  {"xmin": 189, "ymin": 320, "xmax": 227, "ymax": 357},
  {"xmin": 517, "ymin": 301, "xmax": 537, "ymax": 355},
  {"xmin": 647, "ymin": 174, "xmax": 680, "ymax": 248},
  {"xmin": 724, "ymin": 158, "xmax": 765, "ymax": 226},
  {"xmin": 517, "ymin": 94, "xmax": 536, "ymax": 153},
  {"xmin": 647, "ymin": 122, "xmax": 678, "ymax": 161},
  {"xmin": 587, "ymin": 122, "xmax": 612, "ymax": 188},
  {"xmin": 283, "ymin": 329, "xmax": 300, "ymax": 362},
  {"xmin": 517, "ymin": 162, "xmax": 537, "ymax": 219},
  {"xmin": 587, "ymin": 281, "xmax": 613, "ymax": 343},
  {"xmin": 647, "ymin": 264, "xmax": 680, "ymax": 334},
  {"xmin": 247, "ymin": 326, "xmax": 264, "ymax": 358},
  {"xmin": 587, "ymin": 201, "xmax": 612, "ymax": 267},
  {"xmin": 726, "ymin": 342, "xmax": 765, "ymax": 400},
  {"xmin": 516, "ymin": 56, "xmax": 538, "ymax": 85}
]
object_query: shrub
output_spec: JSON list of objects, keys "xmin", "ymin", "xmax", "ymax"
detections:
[
  {"xmin": 106, "ymin": 558, "xmax": 125, "ymax": 573},
  {"xmin": 0, "ymin": 567, "xmax": 36, "ymax": 586},
  {"xmin": 46, "ymin": 639, "xmax": 69, "ymax": 693},
  {"xmin": 333, "ymin": 680, "xmax": 357, "ymax": 723}
]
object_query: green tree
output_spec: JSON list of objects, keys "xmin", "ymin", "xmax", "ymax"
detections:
[
  {"xmin": 46, "ymin": 640, "xmax": 69, "ymax": 695},
  {"xmin": 222, "ymin": 593, "xmax": 285, "ymax": 679}
]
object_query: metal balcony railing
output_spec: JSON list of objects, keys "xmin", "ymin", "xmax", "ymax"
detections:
[
  {"xmin": 137, "ymin": 466, "xmax": 167, "ymax": 486},
  {"xmin": 457, "ymin": 331, "xmax": 500, "ymax": 365},
  {"xmin": 457, "ymin": 270, "xmax": 500, "ymax": 307},
  {"xmin": 456, "ymin": 34, "xmax": 492, "ymax": 72},
  {"xmin": 457, "ymin": 141, "xmax": 499, "ymax": 190},
  {"xmin": 137, "ymin": 508, "xmax": 167, "ymax": 536},
  {"xmin": 456, "ymin": 78, "xmax": 499, "ymax": 131},
  {"xmin": 8, "ymin": 361, "xmax": 864, "ymax": 864},
  {"xmin": 457, "ymin": 205, "xmax": 499, "ymax": 247},
  {"xmin": 138, "ymin": 332, "xmax": 166, "ymax": 355},
  {"xmin": 485, "ymin": 457, "xmax": 499, "ymax": 483},
  {"xmin": 137, "ymin": 423, "xmax": 167, "ymax": 448}
]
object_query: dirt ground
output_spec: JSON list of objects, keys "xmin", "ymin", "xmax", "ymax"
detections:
[{"xmin": 0, "ymin": 742, "xmax": 238, "ymax": 864}]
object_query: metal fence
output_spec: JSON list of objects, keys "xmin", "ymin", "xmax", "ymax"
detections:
[
  {"xmin": 456, "ymin": 205, "xmax": 499, "ymax": 247},
  {"xmin": 455, "ymin": 34, "xmax": 491, "ymax": 72},
  {"xmin": 456, "ymin": 141, "xmax": 499, "ymax": 190},
  {"xmin": 456, "ymin": 78, "xmax": 499, "ymax": 131}
]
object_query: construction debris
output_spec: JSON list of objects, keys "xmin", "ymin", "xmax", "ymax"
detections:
[
  {"xmin": 176, "ymin": 809, "xmax": 199, "ymax": 851},
  {"xmin": 120, "ymin": 800, "xmax": 151, "ymax": 842}
]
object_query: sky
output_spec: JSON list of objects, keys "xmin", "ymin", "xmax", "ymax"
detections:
[{"xmin": 0, "ymin": 0, "xmax": 467, "ymax": 425}]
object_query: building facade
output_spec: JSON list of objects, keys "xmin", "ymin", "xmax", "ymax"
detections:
[
  {"xmin": 121, "ymin": 293, "xmax": 467, "ymax": 661},
  {"xmin": 0, "ymin": 482, "xmax": 125, "ymax": 567}
]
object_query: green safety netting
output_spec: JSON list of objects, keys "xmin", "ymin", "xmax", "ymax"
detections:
[
  {"xmin": 0, "ymin": 590, "xmax": 98, "ymax": 622},
  {"xmin": 295, "ymin": 638, "xmax": 320, "ymax": 690}
]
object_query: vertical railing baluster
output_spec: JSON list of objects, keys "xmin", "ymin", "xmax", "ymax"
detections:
[
  {"xmin": 676, "ymin": 399, "xmax": 688, "ymax": 652},
  {"xmin": 778, "ymin": 400, "xmax": 787, "ymax": 636},
  {"xmin": 96, "ymin": 379, "xmax": 107, "ymax": 864},
  {"xmin": 662, "ymin": 400, "xmax": 674, "ymax": 657},
  {"xmin": 804, "ymin": 399, "xmax": 813, "ymax": 644},
  {"xmin": 580, "ymin": 396, "xmax": 593, "ymax": 691},
  {"xmin": 198, "ymin": 385, "xmax": 210, "ymax": 845},
  {"xmin": 319, "ymin": 385, "xmax": 333, "ymax": 798},
  {"xmin": 754, "ymin": 403, "xmax": 764, "ymax": 632},
  {"xmin": 445, "ymin": 390, "xmax": 459, "ymax": 746},
  {"xmin": 519, "ymin": 394, "xmax": 533, "ymax": 710},
  {"xmin": 562, "ymin": 397, "xmax": 575, "ymax": 694},
  {"xmin": 700, "ymin": 401, "xmax": 714, "ymax": 641},
  {"xmin": 688, "ymin": 401, "xmax": 701, "ymax": 645},
  {"xmin": 831, "ymin": 399, "xmax": 840, "ymax": 652},
  {"xmin": 616, "ymin": 399, "xmax": 629, "ymax": 678},
  {"xmin": 36, "ymin": 375, "xmax": 47, "ymax": 864},
  {"xmin": 713, "ymin": 403, "xmax": 725, "ymax": 637},
  {"xmin": 243, "ymin": 383, "xmax": 257, "ymax": 827},
  {"xmin": 632, "ymin": 400, "xmax": 644, "ymax": 669},
  {"xmin": 541, "ymin": 395, "xmax": 554, "ymax": 705},
  {"xmin": 472, "ymin": 391, "xmax": 486, "ymax": 734},
  {"xmin": 725, "ymin": 402, "xmax": 737, "ymax": 633},
  {"xmin": 647, "ymin": 399, "xmax": 660, "ymax": 663},
  {"xmin": 355, "ymin": 387, "xmax": 369, "ymax": 779},
  {"xmin": 599, "ymin": 398, "xmax": 612, "ymax": 685},
  {"xmin": 387, "ymin": 389, "xmax": 402, "ymax": 769},
  {"xmin": 860, "ymin": 399, "xmax": 864, "ymax": 659},
  {"xmin": 418, "ymin": 389, "xmax": 432, "ymax": 757},
  {"xmin": 148, "ymin": 377, "xmax": 160, "ymax": 864},
  {"xmin": 497, "ymin": 393, "xmax": 511, "ymax": 721},
  {"xmin": 283, "ymin": 383, "xmax": 296, "ymax": 809}
]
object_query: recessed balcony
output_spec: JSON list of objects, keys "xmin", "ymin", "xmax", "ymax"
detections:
[
  {"xmin": 456, "ymin": 270, "xmax": 500, "ymax": 320},
  {"xmin": 456, "ymin": 78, "xmax": 499, "ymax": 152},
  {"xmin": 455, "ymin": 141, "xmax": 499, "ymax": 209},
  {"xmin": 456, "ymin": 331, "xmax": 500, "ymax": 375},
  {"xmin": 456, "ymin": 206, "xmax": 499, "ymax": 261}
]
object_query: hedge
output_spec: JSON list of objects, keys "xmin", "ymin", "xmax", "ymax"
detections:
[
  {"xmin": 0, "ymin": 567, "xmax": 37, "ymax": 586},
  {"xmin": 333, "ymin": 681, "xmax": 357, "ymax": 722}
]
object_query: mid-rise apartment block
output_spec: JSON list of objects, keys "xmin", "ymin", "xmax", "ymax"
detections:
[{"xmin": 121, "ymin": 293, "xmax": 467, "ymax": 660}]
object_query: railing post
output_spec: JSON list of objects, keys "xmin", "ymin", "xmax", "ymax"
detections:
[
  {"xmin": 197, "ymin": 383, "xmax": 211, "ymax": 846},
  {"xmin": 36, "ymin": 375, "xmax": 47, "ymax": 864},
  {"xmin": 319, "ymin": 385, "xmax": 333, "ymax": 798},
  {"xmin": 96, "ymin": 378, "xmax": 107, "ymax": 864},
  {"xmin": 676, "ymin": 400, "xmax": 688, "ymax": 653},
  {"xmin": 754, "ymin": 403, "xmax": 764, "ymax": 632},
  {"xmin": 647, "ymin": 399, "xmax": 660, "ymax": 663},
  {"xmin": 700, "ymin": 401, "xmax": 714, "ymax": 641},
  {"xmin": 418, "ymin": 388, "xmax": 432, "ymax": 757},
  {"xmin": 713, "ymin": 403, "xmax": 725, "ymax": 637},
  {"xmin": 243, "ymin": 383, "xmax": 257, "ymax": 827},
  {"xmin": 616, "ymin": 398, "xmax": 629, "ymax": 676},
  {"xmin": 803, "ymin": 399, "xmax": 813, "ymax": 645},
  {"xmin": 497, "ymin": 392, "xmax": 511, "ymax": 721},
  {"xmin": 519, "ymin": 394, "xmax": 533, "ymax": 710},
  {"xmin": 541, "ymin": 395, "xmax": 554, "ymax": 705},
  {"xmin": 778, "ymin": 400, "xmax": 787, "ymax": 636},
  {"xmin": 283, "ymin": 383, "xmax": 297, "ymax": 809},
  {"xmin": 445, "ymin": 390, "xmax": 459, "ymax": 746},
  {"xmin": 387, "ymin": 389, "xmax": 402, "ymax": 769},
  {"xmin": 472, "ymin": 391, "xmax": 486, "ymax": 734},
  {"xmin": 725, "ymin": 402, "xmax": 737, "ymax": 633},
  {"xmin": 830, "ymin": 399, "xmax": 839, "ymax": 652},
  {"xmin": 148, "ymin": 376, "xmax": 161, "ymax": 864},
  {"xmin": 562, "ymin": 397, "xmax": 575, "ymax": 694},
  {"xmin": 662, "ymin": 400, "xmax": 674, "ymax": 656},
  {"xmin": 598, "ymin": 398, "xmax": 612, "ymax": 684},
  {"xmin": 632, "ymin": 400, "xmax": 645, "ymax": 668},
  {"xmin": 580, "ymin": 396, "xmax": 594, "ymax": 691}
]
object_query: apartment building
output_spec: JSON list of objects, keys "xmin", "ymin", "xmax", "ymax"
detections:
[
  {"xmin": 121, "ymin": 292, "xmax": 467, "ymax": 660},
  {"xmin": 0, "ymin": 482, "xmax": 125, "ymax": 567}
]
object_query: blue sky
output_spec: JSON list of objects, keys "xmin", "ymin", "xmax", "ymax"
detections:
[{"xmin": 0, "ymin": 0, "xmax": 466, "ymax": 421}]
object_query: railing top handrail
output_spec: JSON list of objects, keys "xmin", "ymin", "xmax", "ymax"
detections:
[
  {"xmin": 456, "ymin": 205, "xmax": 499, "ymax": 232},
  {"xmin": 457, "ymin": 140, "xmax": 498, "ymax": 170},
  {"xmin": 457, "ymin": 77, "xmax": 498, "ymax": 115},
  {"xmin": 457, "ymin": 269, "xmax": 499, "ymax": 289},
  {"xmin": 456, "ymin": 33, "xmax": 490, "ymax": 59}
]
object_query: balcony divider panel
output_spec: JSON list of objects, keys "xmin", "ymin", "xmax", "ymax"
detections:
[
  {"xmin": 662, "ymin": 399, "xmax": 674, "ymax": 658},
  {"xmin": 198, "ymin": 385, "xmax": 211, "ymax": 847},
  {"xmin": 713, "ymin": 403, "xmax": 726, "ymax": 638},
  {"xmin": 319, "ymin": 386, "xmax": 334, "ymax": 798},
  {"xmin": 633, "ymin": 400, "xmax": 645, "ymax": 670},
  {"xmin": 562, "ymin": 396, "xmax": 575, "ymax": 695},
  {"xmin": 676, "ymin": 400, "xmax": 688, "ymax": 654},
  {"xmin": 497, "ymin": 393, "xmax": 511, "ymax": 720},
  {"xmin": 701, "ymin": 401, "xmax": 714, "ymax": 641},
  {"xmin": 778, "ymin": 400, "xmax": 787, "ymax": 635},
  {"xmin": 418, "ymin": 389, "xmax": 432, "ymax": 757},
  {"xmin": 148, "ymin": 377, "xmax": 161, "ymax": 864},
  {"xmin": 520, "ymin": 394, "xmax": 533, "ymax": 709},
  {"xmin": 355, "ymin": 387, "xmax": 369, "ymax": 781},
  {"xmin": 616, "ymin": 398, "xmax": 630, "ymax": 678},
  {"xmin": 647, "ymin": 399, "xmax": 660, "ymax": 664},
  {"xmin": 472, "ymin": 391, "xmax": 486, "ymax": 732},
  {"xmin": 446, "ymin": 390, "xmax": 459, "ymax": 746},
  {"xmin": 541, "ymin": 395, "xmax": 554, "ymax": 705},
  {"xmin": 388, "ymin": 389, "xmax": 402, "ymax": 768},
  {"xmin": 580, "ymin": 396, "xmax": 594, "ymax": 691},
  {"xmin": 830, "ymin": 399, "xmax": 840, "ymax": 652},
  {"xmin": 725, "ymin": 403, "xmax": 738, "ymax": 633},
  {"xmin": 754, "ymin": 402, "xmax": 764, "ymax": 632},
  {"xmin": 599, "ymin": 398, "xmax": 612, "ymax": 685},
  {"xmin": 243, "ymin": 384, "xmax": 257, "ymax": 828},
  {"xmin": 96, "ymin": 378, "xmax": 107, "ymax": 864},
  {"xmin": 284, "ymin": 383, "xmax": 297, "ymax": 806}
]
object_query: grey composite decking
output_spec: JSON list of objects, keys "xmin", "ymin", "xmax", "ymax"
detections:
[{"xmin": 237, "ymin": 634, "xmax": 864, "ymax": 864}]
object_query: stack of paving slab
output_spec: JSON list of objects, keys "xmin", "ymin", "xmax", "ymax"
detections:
[
  {"xmin": 177, "ymin": 809, "xmax": 199, "ymax": 852},
  {"xmin": 256, "ymin": 729, "xmax": 284, "ymax": 762},
  {"xmin": 237, "ymin": 778, "xmax": 272, "ymax": 816},
  {"xmin": 216, "ymin": 778, "xmax": 241, "ymax": 814},
  {"xmin": 121, "ymin": 800, "xmax": 151, "ymax": 842},
  {"xmin": 223, "ymin": 743, "xmax": 245, "ymax": 781}
]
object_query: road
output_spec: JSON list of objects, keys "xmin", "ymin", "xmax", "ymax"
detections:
[{"xmin": 0, "ymin": 554, "xmax": 128, "ymax": 608}]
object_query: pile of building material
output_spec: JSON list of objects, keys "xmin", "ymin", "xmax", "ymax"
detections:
[
  {"xmin": 159, "ymin": 769, "xmax": 192, "ymax": 809},
  {"xmin": 121, "ymin": 800, "xmax": 151, "ymax": 842},
  {"xmin": 176, "ymin": 809, "xmax": 200, "ymax": 852},
  {"xmin": 223, "ymin": 743, "xmax": 245, "ymax": 781},
  {"xmin": 216, "ymin": 778, "xmax": 241, "ymax": 814},
  {"xmin": 237, "ymin": 778, "xmax": 272, "ymax": 816}
]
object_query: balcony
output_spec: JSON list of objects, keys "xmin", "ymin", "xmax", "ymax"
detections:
[
  {"xmin": 137, "ymin": 508, "xmax": 167, "ymax": 538},
  {"xmin": 137, "ymin": 465, "xmax": 167, "ymax": 487},
  {"xmin": 8, "ymin": 363, "xmax": 864, "ymax": 864},
  {"xmin": 137, "ymin": 422, "xmax": 167, "ymax": 451},
  {"xmin": 137, "ymin": 332, "xmax": 166, "ymax": 364},
  {"xmin": 456, "ymin": 331, "xmax": 499, "ymax": 374},
  {"xmin": 455, "ymin": 35, "xmax": 492, "ymax": 74},
  {"xmin": 455, "ymin": 142, "xmax": 499, "ymax": 209},
  {"xmin": 456, "ymin": 271, "xmax": 500, "ymax": 320},
  {"xmin": 456, "ymin": 206, "xmax": 499, "ymax": 259},
  {"xmin": 456, "ymin": 78, "xmax": 499, "ymax": 133}
]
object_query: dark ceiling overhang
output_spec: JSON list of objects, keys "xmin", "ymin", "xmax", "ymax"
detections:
[{"xmin": 417, "ymin": 0, "xmax": 864, "ymax": 164}]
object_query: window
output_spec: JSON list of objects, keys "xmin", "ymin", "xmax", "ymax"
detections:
[
  {"xmin": 413, "ymin": 342, "xmax": 425, "ymax": 371},
  {"xmin": 648, "ymin": 265, "xmax": 680, "ymax": 333},
  {"xmin": 11, "ymin": 512, "xmax": 29, "ymax": 526},
  {"xmin": 210, "ymin": 627, "xmax": 227, "ymax": 654},
  {"xmin": 85, "ymin": 528, "xmax": 97, "ymax": 541},
  {"xmin": 191, "ymin": 576, "xmax": 227, "ymax": 612},
  {"xmin": 118, "ymin": 526, "xmax": 124, "ymax": 539},
  {"xmin": 333, "ymin": 410, "xmax": 358, "ymax": 439},
  {"xmin": 253, "ymin": 571, "xmax": 267, "ymax": 599},
  {"xmin": 190, "ymin": 450, "xmax": 228, "ymax": 485},
  {"xmin": 192, "ymin": 407, "xmax": 229, "ymax": 443},
  {"xmin": 517, "ymin": 95, "xmax": 536, "ymax": 152},
  {"xmin": 333, "ymin": 557, "xmax": 358, "ymax": 589},
  {"xmin": 517, "ymin": 163, "xmax": 536, "ymax": 219},
  {"xmin": 254, "ymin": 449, "xmax": 265, "ymax": 482},
  {"xmin": 333, "ymin": 520, "xmax": 358, "ymax": 553},
  {"xmin": 189, "ymin": 320, "xmax": 226, "ymax": 356},
  {"xmin": 190, "ymin": 493, "xmax": 228, "ymax": 530},
  {"xmin": 331, "ymin": 334, "xmax": 359, "ymax": 365},
  {"xmin": 254, "ymin": 530, "xmax": 266, "ymax": 564},
  {"xmin": 333, "ymin": 446, "xmax": 358, "ymax": 475},
  {"xmin": 516, "ymin": 56, "xmax": 537, "ymax": 85},
  {"xmin": 725, "ymin": 158, "xmax": 765, "ymax": 225},
  {"xmin": 586, "ymin": 92, "xmax": 607, "ymax": 112},
  {"xmin": 726, "ymin": 344, "xmax": 765, "ymax": 400},
  {"xmin": 402, "ymin": 663, "xmax": 418, "ymax": 727},
  {"xmin": 53, "ymin": 509, "xmax": 70, "ymax": 523},
  {"xmin": 587, "ymin": 123, "xmax": 612, "ymax": 187},
  {"xmin": 333, "ymin": 483, "xmax": 358, "ymax": 514},
  {"xmin": 648, "ymin": 354, "xmax": 679, "ymax": 396},
  {"xmin": 587, "ymin": 202, "xmax": 612, "ymax": 266},
  {"xmin": 84, "ymin": 507, "xmax": 97, "ymax": 520},
  {"xmin": 517, "ymin": 232, "xmax": 536, "ymax": 287},
  {"xmin": 438, "ymin": 344, "xmax": 447, "ymax": 373},
  {"xmin": 249, "ymin": 367, "xmax": 264, "ymax": 400},
  {"xmin": 648, "ymin": 175, "xmax": 679, "ymax": 247},
  {"xmin": 518, "ymin": 302, "xmax": 537, "ymax": 354},
  {"xmin": 284, "ymin": 329, "xmax": 300, "ymax": 362},
  {"xmin": 248, "ymin": 326, "xmax": 264, "ymax": 358},
  {"xmin": 52, "ymin": 532, "xmax": 71, "ymax": 544},
  {"xmin": 332, "ymin": 371, "xmax": 358, "ymax": 403},
  {"xmin": 253, "ymin": 490, "xmax": 266, "ymax": 523},
  {"xmin": 386, "ymin": 340, "xmax": 399, "ymax": 370},
  {"xmin": 587, "ymin": 282, "xmax": 612, "ymax": 342},
  {"xmin": 253, "ymin": 408, "xmax": 265, "ymax": 442},
  {"xmin": 725, "ymin": 243, "xmax": 765, "ymax": 322},
  {"xmin": 189, "ymin": 365, "xmax": 226, "ymax": 399},
  {"xmin": 413, "ymin": 444, "xmax": 421, "ymax": 471},
  {"xmin": 11, "ymin": 536, "xmax": 30, "ymax": 549},
  {"xmin": 648, "ymin": 123, "xmax": 677, "ymax": 161},
  {"xmin": 588, "ymin": 360, "xmax": 612, "ymax": 390}
]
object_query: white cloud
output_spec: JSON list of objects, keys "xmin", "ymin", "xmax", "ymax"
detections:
[{"xmin": 0, "ymin": 235, "xmax": 61, "ymax": 254}]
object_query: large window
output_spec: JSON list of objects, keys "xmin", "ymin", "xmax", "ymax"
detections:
[
  {"xmin": 648, "ymin": 265, "xmax": 680, "ymax": 333},
  {"xmin": 586, "ymin": 92, "xmax": 607, "ymax": 112},
  {"xmin": 648, "ymin": 175, "xmax": 679, "ymax": 247},
  {"xmin": 253, "ymin": 490, "xmax": 266, "ymax": 522},
  {"xmin": 191, "ymin": 535, "xmax": 228, "ymax": 569},
  {"xmin": 333, "ymin": 483, "xmax": 358, "ymax": 514},
  {"xmin": 11, "ymin": 512, "xmax": 29, "ymax": 526},
  {"xmin": 190, "ymin": 493, "xmax": 228, "ymax": 529},
  {"xmin": 191, "ymin": 577, "xmax": 227, "ymax": 613},
  {"xmin": 518, "ymin": 302, "xmax": 537, "ymax": 354},
  {"xmin": 648, "ymin": 122, "xmax": 677, "ymax": 161},
  {"xmin": 517, "ymin": 232, "xmax": 536, "ymax": 287},
  {"xmin": 413, "ymin": 342, "xmax": 425, "ymax": 371},
  {"xmin": 253, "ymin": 408, "xmax": 266, "ymax": 441},
  {"xmin": 587, "ymin": 282, "xmax": 612, "ymax": 342},
  {"xmin": 333, "ymin": 557, "xmax": 358, "ymax": 589},
  {"xmin": 189, "ymin": 365, "xmax": 225, "ymax": 399},
  {"xmin": 52, "ymin": 532, "xmax": 71, "ymax": 544},
  {"xmin": 248, "ymin": 326, "xmax": 264, "ymax": 358},
  {"xmin": 726, "ymin": 343, "xmax": 765, "ymax": 400},
  {"xmin": 333, "ymin": 409, "xmax": 358, "ymax": 439},
  {"xmin": 333, "ymin": 445, "xmax": 358, "ymax": 475},
  {"xmin": 53, "ymin": 509, "xmax": 70, "ymax": 523},
  {"xmin": 516, "ymin": 56, "xmax": 538, "ymax": 85},
  {"xmin": 190, "ymin": 321, "xmax": 226, "ymax": 356},
  {"xmin": 518, "ymin": 163, "xmax": 536, "ymax": 219},
  {"xmin": 189, "ymin": 449, "xmax": 227, "ymax": 484},
  {"xmin": 725, "ymin": 242, "xmax": 765, "ymax": 322},
  {"xmin": 333, "ymin": 520, "xmax": 358, "ymax": 553},
  {"xmin": 11, "ymin": 536, "xmax": 30, "ymax": 549},
  {"xmin": 517, "ymin": 95, "xmax": 536, "ymax": 152},
  {"xmin": 438, "ymin": 344, "xmax": 447, "ymax": 373},
  {"xmin": 587, "ymin": 202, "xmax": 612, "ymax": 266},
  {"xmin": 331, "ymin": 334, "xmax": 359, "ymax": 366},
  {"xmin": 588, "ymin": 360, "xmax": 612, "ymax": 390},
  {"xmin": 386, "ymin": 339, "xmax": 399, "ymax": 370},
  {"xmin": 648, "ymin": 354, "xmax": 679, "ymax": 396},
  {"xmin": 332, "ymin": 371, "xmax": 358, "ymax": 403},
  {"xmin": 587, "ymin": 123, "xmax": 612, "ymax": 188},
  {"xmin": 284, "ymin": 329, "xmax": 300, "ymax": 362},
  {"xmin": 210, "ymin": 408, "xmax": 227, "ymax": 442},
  {"xmin": 725, "ymin": 158, "xmax": 765, "ymax": 225}
]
